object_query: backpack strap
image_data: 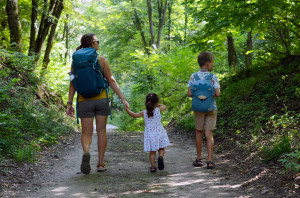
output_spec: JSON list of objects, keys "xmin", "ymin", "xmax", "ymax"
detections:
[
  {"xmin": 76, "ymin": 93, "xmax": 79, "ymax": 124},
  {"xmin": 97, "ymin": 56, "xmax": 112, "ymax": 120},
  {"xmin": 207, "ymin": 73, "xmax": 214, "ymax": 80},
  {"xmin": 194, "ymin": 73, "xmax": 200, "ymax": 81}
]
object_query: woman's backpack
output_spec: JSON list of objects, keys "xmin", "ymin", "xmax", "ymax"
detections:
[
  {"xmin": 71, "ymin": 47, "xmax": 111, "ymax": 123},
  {"xmin": 71, "ymin": 47, "xmax": 108, "ymax": 98},
  {"xmin": 191, "ymin": 73, "xmax": 216, "ymax": 112}
]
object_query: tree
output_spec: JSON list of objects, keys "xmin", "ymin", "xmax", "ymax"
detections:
[
  {"xmin": 6, "ymin": 0, "xmax": 22, "ymax": 52},
  {"xmin": 43, "ymin": 1, "xmax": 64, "ymax": 69},
  {"xmin": 29, "ymin": 0, "xmax": 38, "ymax": 55},
  {"xmin": 227, "ymin": 34, "xmax": 237, "ymax": 69}
]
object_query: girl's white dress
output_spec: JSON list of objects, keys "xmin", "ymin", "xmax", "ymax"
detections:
[{"xmin": 143, "ymin": 107, "xmax": 170, "ymax": 152}]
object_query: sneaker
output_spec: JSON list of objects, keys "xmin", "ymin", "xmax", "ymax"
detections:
[
  {"xmin": 80, "ymin": 152, "xmax": 91, "ymax": 174},
  {"xmin": 157, "ymin": 156, "xmax": 164, "ymax": 170}
]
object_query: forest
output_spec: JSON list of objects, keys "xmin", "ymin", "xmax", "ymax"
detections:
[{"xmin": 0, "ymin": 0, "xmax": 299, "ymax": 196}]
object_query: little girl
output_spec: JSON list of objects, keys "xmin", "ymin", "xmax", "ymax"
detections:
[{"xmin": 125, "ymin": 93, "xmax": 170, "ymax": 172}]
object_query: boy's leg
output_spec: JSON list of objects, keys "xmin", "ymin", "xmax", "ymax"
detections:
[
  {"xmin": 205, "ymin": 129, "xmax": 214, "ymax": 162},
  {"xmin": 194, "ymin": 111, "xmax": 205, "ymax": 160},
  {"xmin": 195, "ymin": 129, "xmax": 203, "ymax": 159}
]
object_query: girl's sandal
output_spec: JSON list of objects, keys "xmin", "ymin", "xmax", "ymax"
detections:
[
  {"xmin": 97, "ymin": 163, "xmax": 107, "ymax": 172},
  {"xmin": 207, "ymin": 161, "xmax": 215, "ymax": 169},
  {"xmin": 149, "ymin": 166, "xmax": 157, "ymax": 173},
  {"xmin": 193, "ymin": 159, "xmax": 203, "ymax": 167}
]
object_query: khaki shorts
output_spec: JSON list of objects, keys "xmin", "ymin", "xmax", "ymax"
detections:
[
  {"xmin": 78, "ymin": 98, "xmax": 109, "ymax": 118},
  {"xmin": 194, "ymin": 110, "xmax": 217, "ymax": 131}
]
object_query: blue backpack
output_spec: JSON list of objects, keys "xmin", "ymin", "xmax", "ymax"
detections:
[
  {"xmin": 71, "ymin": 47, "xmax": 111, "ymax": 122},
  {"xmin": 191, "ymin": 73, "xmax": 216, "ymax": 112}
]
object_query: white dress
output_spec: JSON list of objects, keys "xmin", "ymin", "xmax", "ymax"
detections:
[{"xmin": 143, "ymin": 107, "xmax": 170, "ymax": 152}]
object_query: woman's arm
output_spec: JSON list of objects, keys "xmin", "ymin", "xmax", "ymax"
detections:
[
  {"xmin": 125, "ymin": 107, "xmax": 144, "ymax": 118},
  {"xmin": 99, "ymin": 56, "xmax": 129, "ymax": 108},
  {"xmin": 67, "ymin": 67, "xmax": 75, "ymax": 117}
]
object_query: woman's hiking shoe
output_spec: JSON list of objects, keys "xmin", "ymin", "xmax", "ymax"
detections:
[
  {"xmin": 150, "ymin": 166, "xmax": 157, "ymax": 173},
  {"xmin": 97, "ymin": 163, "xmax": 107, "ymax": 172},
  {"xmin": 193, "ymin": 159, "xmax": 203, "ymax": 167},
  {"xmin": 157, "ymin": 156, "xmax": 164, "ymax": 170},
  {"xmin": 80, "ymin": 152, "xmax": 91, "ymax": 174},
  {"xmin": 207, "ymin": 161, "xmax": 215, "ymax": 169}
]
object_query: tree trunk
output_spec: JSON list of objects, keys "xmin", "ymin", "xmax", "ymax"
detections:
[
  {"xmin": 147, "ymin": 0, "xmax": 155, "ymax": 48},
  {"xmin": 64, "ymin": 14, "xmax": 69, "ymax": 60},
  {"xmin": 28, "ymin": 0, "xmax": 38, "ymax": 55},
  {"xmin": 245, "ymin": 30, "xmax": 252, "ymax": 72},
  {"xmin": 227, "ymin": 34, "xmax": 237, "ymax": 69},
  {"xmin": 6, "ymin": 0, "xmax": 22, "ymax": 52},
  {"xmin": 131, "ymin": 0, "xmax": 149, "ymax": 55},
  {"xmin": 156, "ymin": 0, "xmax": 168, "ymax": 49},
  {"xmin": 167, "ymin": 0, "xmax": 172, "ymax": 42},
  {"xmin": 34, "ymin": 0, "xmax": 64, "ymax": 65},
  {"xmin": 43, "ymin": 1, "xmax": 64, "ymax": 70},
  {"xmin": 184, "ymin": 0, "xmax": 188, "ymax": 42}
]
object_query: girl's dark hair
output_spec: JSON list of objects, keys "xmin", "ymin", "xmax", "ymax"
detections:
[
  {"xmin": 145, "ymin": 93, "xmax": 159, "ymax": 118},
  {"xmin": 76, "ymin": 33, "xmax": 96, "ymax": 51}
]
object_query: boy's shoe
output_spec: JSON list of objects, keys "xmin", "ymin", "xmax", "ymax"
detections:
[
  {"xmin": 207, "ymin": 161, "xmax": 215, "ymax": 169},
  {"xmin": 80, "ymin": 152, "xmax": 91, "ymax": 174},
  {"xmin": 150, "ymin": 166, "xmax": 157, "ymax": 173},
  {"xmin": 193, "ymin": 159, "xmax": 203, "ymax": 167},
  {"xmin": 157, "ymin": 156, "xmax": 164, "ymax": 170}
]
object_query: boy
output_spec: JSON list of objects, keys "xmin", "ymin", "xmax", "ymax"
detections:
[{"xmin": 187, "ymin": 51, "xmax": 221, "ymax": 169}]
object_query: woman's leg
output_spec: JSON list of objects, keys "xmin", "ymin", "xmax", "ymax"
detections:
[
  {"xmin": 149, "ymin": 151, "xmax": 156, "ymax": 167},
  {"xmin": 80, "ymin": 117, "xmax": 94, "ymax": 153},
  {"xmin": 95, "ymin": 115, "xmax": 108, "ymax": 165}
]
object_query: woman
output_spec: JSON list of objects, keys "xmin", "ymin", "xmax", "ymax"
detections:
[{"xmin": 67, "ymin": 34, "xmax": 129, "ymax": 174}]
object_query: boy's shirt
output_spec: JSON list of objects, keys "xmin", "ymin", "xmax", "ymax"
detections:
[{"xmin": 188, "ymin": 71, "xmax": 220, "ymax": 110}]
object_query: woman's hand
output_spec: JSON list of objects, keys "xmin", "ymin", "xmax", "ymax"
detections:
[
  {"xmin": 67, "ymin": 105, "xmax": 75, "ymax": 118},
  {"xmin": 121, "ymin": 98, "xmax": 130, "ymax": 109}
]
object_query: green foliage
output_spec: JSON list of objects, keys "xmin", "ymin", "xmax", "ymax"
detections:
[
  {"xmin": 279, "ymin": 150, "xmax": 300, "ymax": 173},
  {"xmin": 0, "ymin": 48, "xmax": 75, "ymax": 161}
]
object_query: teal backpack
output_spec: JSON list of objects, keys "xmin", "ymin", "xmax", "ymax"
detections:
[
  {"xmin": 71, "ymin": 47, "xmax": 111, "ymax": 123},
  {"xmin": 191, "ymin": 73, "xmax": 216, "ymax": 112}
]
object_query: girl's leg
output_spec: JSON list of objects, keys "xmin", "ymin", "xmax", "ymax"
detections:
[
  {"xmin": 158, "ymin": 148, "xmax": 165, "ymax": 157},
  {"xmin": 205, "ymin": 129, "xmax": 214, "ymax": 162},
  {"xmin": 149, "ymin": 151, "xmax": 156, "ymax": 167},
  {"xmin": 95, "ymin": 115, "xmax": 108, "ymax": 166},
  {"xmin": 195, "ymin": 129, "xmax": 203, "ymax": 159},
  {"xmin": 80, "ymin": 117, "xmax": 94, "ymax": 152}
]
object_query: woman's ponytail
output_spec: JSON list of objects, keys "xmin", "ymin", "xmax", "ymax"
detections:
[
  {"xmin": 145, "ymin": 93, "xmax": 159, "ymax": 118},
  {"xmin": 76, "ymin": 44, "xmax": 82, "ymax": 51}
]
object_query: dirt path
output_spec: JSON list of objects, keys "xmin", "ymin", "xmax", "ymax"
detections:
[{"xmin": 18, "ymin": 125, "xmax": 250, "ymax": 198}]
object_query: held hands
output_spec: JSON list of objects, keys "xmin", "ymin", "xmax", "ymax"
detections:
[{"xmin": 121, "ymin": 98, "xmax": 130, "ymax": 110}]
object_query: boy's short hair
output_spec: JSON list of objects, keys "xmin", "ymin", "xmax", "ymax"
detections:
[{"xmin": 197, "ymin": 51, "xmax": 214, "ymax": 67}]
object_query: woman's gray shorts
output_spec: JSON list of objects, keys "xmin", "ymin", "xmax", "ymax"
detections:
[{"xmin": 77, "ymin": 98, "xmax": 110, "ymax": 118}]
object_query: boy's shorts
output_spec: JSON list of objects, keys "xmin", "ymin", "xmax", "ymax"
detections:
[
  {"xmin": 194, "ymin": 110, "xmax": 217, "ymax": 131},
  {"xmin": 78, "ymin": 98, "xmax": 110, "ymax": 118}
]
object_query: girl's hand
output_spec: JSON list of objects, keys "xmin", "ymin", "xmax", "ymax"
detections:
[{"xmin": 67, "ymin": 105, "xmax": 75, "ymax": 118}]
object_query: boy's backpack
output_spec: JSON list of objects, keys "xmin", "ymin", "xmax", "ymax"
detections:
[
  {"xmin": 191, "ymin": 73, "xmax": 216, "ymax": 112},
  {"xmin": 71, "ymin": 47, "xmax": 111, "ymax": 123}
]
